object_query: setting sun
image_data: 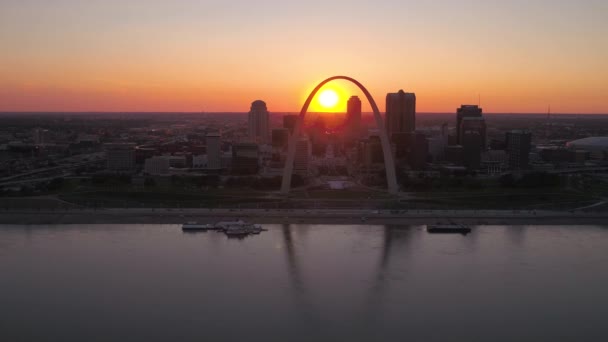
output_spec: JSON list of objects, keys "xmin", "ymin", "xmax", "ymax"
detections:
[{"xmin": 318, "ymin": 89, "xmax": 339, "ymax": 110}]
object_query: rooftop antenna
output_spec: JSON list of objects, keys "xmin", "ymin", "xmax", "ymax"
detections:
[{"xmin": 478, "ymin": 93, "xmax": 481, "ymax": 107}]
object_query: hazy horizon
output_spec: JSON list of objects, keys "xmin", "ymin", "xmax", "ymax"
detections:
[{"xmin": 1, "ymin": 111, "xmax": 607, "ymax": 116}]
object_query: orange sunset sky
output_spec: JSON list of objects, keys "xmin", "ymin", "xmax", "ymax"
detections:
[{"xmin": 1, "ymin": 0, "xmax": 607, "ymax": 114}]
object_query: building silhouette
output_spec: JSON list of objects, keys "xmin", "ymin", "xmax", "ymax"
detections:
[
  {"xmin": 105, "ymin": 143, "xmax": 136, "ymax": 172},
  {"xmin": 33, "ymin": 128, "xmax": 51, "ymax": 145},
  {"xmin": 358, "ymin": 134, "xmax": 385, "ymax": 175},
  {"xmin": 283, "ymin": 115, "xmax": 298, "ymax": 135},
  {"xmin": 386, "ymin": 90, "xmax": 416, "ymax": 137},
  {"xmin": 391, "ymin": 132, "xmax": 411, "ymax": 161},
  {"xmin": 427, "ymin": 123, "xmax": 449, "ymax": 162},
  {"xmin": 457, "ymin": 105, "xmax": 483, "ymax": 145},
  {"xmin": 345, "ymin": 96, "xmax": 362, "ymax": 142},
  {"xmin": 232, "ymin": 143, "xmax": 259, "ymax": 175},
  {"xmin": 409, "ymin": 132, "xmax": 429, "ymax": 170},
  {"xmin": 272, "ymin": 128, "xmax": 289, "ymax": 152},
  {"xmin": 144, "ymin": 156, "xmax": 170, "ymax": 175},
  {"xmin": 390, "ymin": 132, "xmax": 428, "ymax": 170},
  {"xmin": 206, "ymin": 132, "xmax": 222, "ymax": 169},
  {"xmin": 310, "ymin": 117, "xmax": 327, "ymax": 157},
  {"xmin": 248, "ymin": 100, "xmax": 269, "ymax": 144},
  {"xmin": 460, "ymin": 117, "xmax": 486, "ymax": 169},
  {"xmin": 446, "ymin": 145, "xmax": 464, "ymax": 165},
  {"xmin": 506, "ymin": 130, "xmax": 532, "ymax": 170},
  {"xmin": 481, "ymin": 150, "xmax": 508, "ymax": 175},
  {"xmin": 294, "ymin": 138, "xmax": 311, "ymax": 176}
]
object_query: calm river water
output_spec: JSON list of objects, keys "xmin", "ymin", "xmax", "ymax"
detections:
[{"xmin": 1, "ymin": 224, "xmax": 607, "ymax": 341}]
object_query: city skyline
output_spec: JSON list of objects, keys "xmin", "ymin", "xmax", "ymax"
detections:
[
  {"xmin": 1, "ymin": 1, "xmax": 607, "ymax": 114},
  {"xmin": 2, "ymin": 2, "xmax": 608, "ymax": 341}
]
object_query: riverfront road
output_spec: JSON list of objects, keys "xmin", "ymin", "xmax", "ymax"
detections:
[{"xmin": 1, "ymin": 208, "xmax": 607, "ymax": 225}]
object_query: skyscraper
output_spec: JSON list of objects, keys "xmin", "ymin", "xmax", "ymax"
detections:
[
  {"xmin": 386, "ymin": 90, "xmax": 416, "ymax": 137},
  {"xmin": 457, "ymin": 105, "xmax": 483, "ymax": 145},
  {"xmin": 460, "ymin": 117, "xmax": 486, "ymax": 169},
  {"xmin": 206, "ymin": 132, "xmax": 221, "ymax": 170},
  {"xmin": 248, "ymin": 100, "xmax": 269, "ymax": 144},
  {"xmin": 345, "ymin": 96, "xmax": 362, "ymax": 141},
  {"xmin": 506, "ymin": 130, "xmax": 532, "ymax": 170},
  {"xmin": 427, "ymin": 124, "xmax": 449, "ymax": 162}
]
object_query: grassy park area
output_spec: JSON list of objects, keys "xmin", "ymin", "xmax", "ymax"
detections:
[{"xmin": 1, "ymin": 172, "xmax": 606, "ymax": 211}]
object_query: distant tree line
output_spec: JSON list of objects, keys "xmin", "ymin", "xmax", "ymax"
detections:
[{"xmin": 394, "ymin": 171, "xmax": 561, "ymax": 192}]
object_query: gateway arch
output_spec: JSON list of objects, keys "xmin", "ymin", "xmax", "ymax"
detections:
[{"xmin": 281, "ymin": 76, "xmax": 398, "ymax": 195}]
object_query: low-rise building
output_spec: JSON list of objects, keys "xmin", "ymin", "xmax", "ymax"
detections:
[
  {"xmin": 105, "ymin": 143, "xmax": 136, "ymax": 172},
  {"xmin": 566, "ymin": 137, "xmax": 608, "ymax": 161},
  {"xmin": 144, "ymin": 156, "xmax": 170, "ymax": 175},
  {"xmin": 192, "ymin": 155, "xmax": 208, "ymax": 169},
  {"xmin": 232, "ymin": 143, "xmax": 259, "ymax": 175}
]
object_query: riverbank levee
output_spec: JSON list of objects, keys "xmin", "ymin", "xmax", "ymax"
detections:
[{"xmin": 1, "ymin": 208, "xmax": 607, "ymax": 225}]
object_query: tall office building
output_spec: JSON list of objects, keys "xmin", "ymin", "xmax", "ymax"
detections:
[
  {"xmin": 506, "ymin": 130, "xmax": 532, "ymax": 170},
  {"xmin": 206, "ymin": 132, "xmax": 222, "ymax": 170},
  {"xmin": 294, "ymin": 138, "xmax": 311, "ymax": 176},
  {"xmin": 248, "ymin": 100, "xmax": 269, "ymax": 144},
  {"xmin": 283, "ymin": 115, "xmax": 298, "ymax": 135},
  {"xmin": 345, "ymin": 96, "xmax": 362, "ymax": 141},
  {"xmin": 457, "ymin": 105, "xmax": 483, "ymax": 145},
  {"xmin": 427, "ymin": 124, "xmax": 449, "ymax": 162},
  {"xmin": 460, "ymin": 117, "xmax": 486, "ymax": 169},
  {"xmin": 386, "ymin": 90, "xmax": 416, "ymax": 137}
]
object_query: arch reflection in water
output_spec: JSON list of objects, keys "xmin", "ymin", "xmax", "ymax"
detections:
[{"xmin": 279, "ymin": 224, "xmax": 415, "ymax": 325}]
